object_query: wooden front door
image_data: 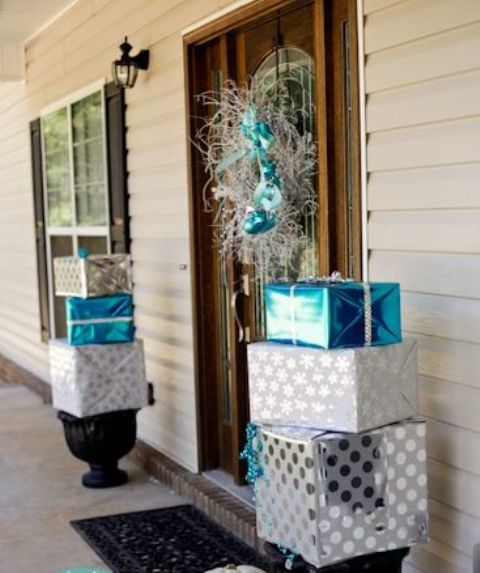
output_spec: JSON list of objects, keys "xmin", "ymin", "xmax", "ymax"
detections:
[{"xmin": 187, "ymin": 0, "xmax": 361, "ymax": 483}]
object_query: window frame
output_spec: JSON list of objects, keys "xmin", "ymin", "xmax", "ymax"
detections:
[{"xmin": 39, "ymin": 79, "xmax": 111, "ymax": 339}]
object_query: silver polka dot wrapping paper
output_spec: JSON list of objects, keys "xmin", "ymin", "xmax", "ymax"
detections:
[
  {"xmin": 49, "ymin": 338, "xmax": 148, "ymax": 417},
  {"xmin": 255, "ymin": 421, "xmax": 429, "ymax": 568},
  {"xmin": 53, "ymin": 254, "xmax": 133, "ymax": 298},
  {"xmin": 247, "ymin": 339, "xmax": 418, "ymax": 433}
]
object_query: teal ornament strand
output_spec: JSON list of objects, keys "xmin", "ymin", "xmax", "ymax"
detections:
[
  {"xmin": 240, "ymin": 424, "xmax": 298, "ymax": 561},
  {"xmin": 239, "ymin": 422, "xmax": 263, "ymax": 484},
  {"xmin": 216, "ymin": 105, "xmax": 283, "ymax": 236},
  {"xmin": 243, "ymin": 208, "xmax": 276, "ymax": 235}
]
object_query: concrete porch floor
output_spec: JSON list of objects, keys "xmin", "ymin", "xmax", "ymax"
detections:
[{"xmin": 0, "ymin": 384, "xmax": 186, "ymax": 573}]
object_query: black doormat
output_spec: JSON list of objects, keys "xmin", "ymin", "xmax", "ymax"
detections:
[{"xmin": 71, "ymin": 504, "xmax": 270, "ymax": 573}]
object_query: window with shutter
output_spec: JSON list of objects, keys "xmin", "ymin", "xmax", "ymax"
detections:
[{"xmin": 30, "ymin": 80, "xmax": 129, "ymax": 341}]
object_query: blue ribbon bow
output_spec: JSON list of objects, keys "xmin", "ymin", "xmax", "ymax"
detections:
[{"xmin": 216, "ymin": 105, "xmax": 283, "ymax": 236}]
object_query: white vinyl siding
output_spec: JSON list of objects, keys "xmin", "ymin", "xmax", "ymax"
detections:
[
  {"xmin": 0, "ymin": 0, "xmax": 250, "ymax": 473},
  {"xmin": 364, "ymin": 0, "xmax": 480, "ymax": 571}
]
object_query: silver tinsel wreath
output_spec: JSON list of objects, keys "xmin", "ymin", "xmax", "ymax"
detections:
[{"xmin": 194, "ymin": 81, "xmax": 317, "ymax": 273}]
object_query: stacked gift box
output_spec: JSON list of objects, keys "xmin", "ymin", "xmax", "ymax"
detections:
[
  {"xmin": 246, "ymin": 278, "xmax": 429, "ymax": 570},
  {"xmin": 49, "ymin": 252, "xmax": 148, "ymax": 418}
]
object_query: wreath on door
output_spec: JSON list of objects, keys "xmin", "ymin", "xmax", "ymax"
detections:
[{"xmin": 194, "ymin": 81, "xmax": 317, "ymax": 272}]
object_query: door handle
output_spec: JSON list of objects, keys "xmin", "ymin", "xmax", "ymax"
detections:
[{"xmin": 231, "ymin": 274, "xmax": 251, "ymax": 343}]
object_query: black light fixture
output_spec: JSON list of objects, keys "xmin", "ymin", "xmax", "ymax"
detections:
[{"xmin": 112, "ymin": 37, "xmax": 150, "ymax": 89}]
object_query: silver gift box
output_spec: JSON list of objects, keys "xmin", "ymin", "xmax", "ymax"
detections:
[
  {"xmin": 53, "ymin": 254, "xmax": 133, "ymax": 298},
  {"xmin": 49, "ymin": 338, "xmax": 148, "ymax": 417},
  {"xmin": 248, "ymin": 339, "xmax": 418, "ymax": 433},
  {"xmin": 255, "ymin": 420, "xmax": 429, "ymax": 568}
]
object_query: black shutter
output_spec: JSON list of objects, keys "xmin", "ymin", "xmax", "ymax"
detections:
[
  {"xmin": 104, "ymin": 82, "xmax": 130, "ymax": 254},
  {"xmin": 30, "ymin": 118, "xmax": 50, "ymax": 342}
]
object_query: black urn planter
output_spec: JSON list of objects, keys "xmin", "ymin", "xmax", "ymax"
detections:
[{"xmin": 58, "ymin": 409, "xmax": 138, "ymax": 489}]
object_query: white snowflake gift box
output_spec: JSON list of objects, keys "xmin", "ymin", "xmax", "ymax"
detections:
[
  {"xmin": 254, "ymin": 421, "xmax": 429, "ymax": 569},
  {"xmin": 49, "ymin": 338, "xmax": 148, "ymax": 417},
  {"xmin": 247, "ymin": 339, "xmax": 418, "ymax": 433}
]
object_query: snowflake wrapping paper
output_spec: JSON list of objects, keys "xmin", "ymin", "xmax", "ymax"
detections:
[
  {"xmin": 50, "ymin": 338, "xmax": 148, "ymax": 418},
  {"xmin": 53, "ymin": 254, "xmax": 133, "ymax": 298},
  {"xmin": 247, "ymin": 339, "xmax": 418, "ymax": 433},
  {"xmin": 255, "ymin": 421, "xmax": 429, "ymax": 568}
]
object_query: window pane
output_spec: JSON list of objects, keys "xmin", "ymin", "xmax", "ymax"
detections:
[
  {"xmin": 43, "ymin": 108, "xmax": 72, "ymax": 227},
  {"xmin": 78, "ymin": 236, "xmax": 108, "ymax": 255},
  {"xmin": 43, "ymin": 109, "xmax": 68, "ymax": 155},
  {"xmin": 72, "ymin": 90, "xmax": 107, "ymax": 226},
  {"xmin": 72, "ymin": 91, "xmax": 103, "ymax": 142},
  {"xmin": 75, "ymin": 183, "xmax": 107, "ymax": 226},
  {"xmin": 73, "ymin": 138, "xmax": 105, "ymax": 186},
  {"xmin": 51, "ymin": 235, "xmax": 74, "ymax": 339}
]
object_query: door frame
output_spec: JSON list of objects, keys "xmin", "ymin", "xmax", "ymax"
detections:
[{"xmin": 184, "ymin": 0, "xmax": 363, "ymax": 476}]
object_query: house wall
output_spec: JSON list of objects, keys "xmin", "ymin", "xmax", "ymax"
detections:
[
  {"xmin": 364, "ymin": 0, "xmax": 480, "ymax": 571},
  {"xmin": 0, "ymin": 0, "xmax": 478, "ymax": 570}
]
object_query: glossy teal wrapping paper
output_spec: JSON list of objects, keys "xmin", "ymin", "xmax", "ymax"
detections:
[
  {"xmin": 264, "ymin": 282, "xmax": 401, "ymax": 349},
  {"xmin": 66, "ymin": 294, "xmax": 134, "ymax": 346}
]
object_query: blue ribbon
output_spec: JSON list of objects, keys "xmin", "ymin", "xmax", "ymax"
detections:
[{"xmin": 216, "ymin": 106, "xmax": 283, "ymax": 236}]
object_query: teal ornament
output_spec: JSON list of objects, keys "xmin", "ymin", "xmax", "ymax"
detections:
[
  {"xmin": 78, "ymin": 247, "xmax": 89, "ymax": 259},
  {"xmin": 243, "ymin": 209, "xmax": 276, "ymax": 235},
  {"xmin": 241, "ymin": 106, "xmax": 275, "ymax": 156},
  {"xmin": 254, "ymin": 180, "xmax": 282, "ymax": 212},
  {"xmin": 260, "ymin": 162, "xmax": 281, "ymax": 188}
]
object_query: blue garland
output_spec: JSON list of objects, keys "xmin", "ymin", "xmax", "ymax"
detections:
[
  {"xmin": 240, "ymin": 424, "xmax": 299, "ymax": 568},
  {"xmin": 239, "ymin": 422, "xmax": 263, "ymax": 484}
]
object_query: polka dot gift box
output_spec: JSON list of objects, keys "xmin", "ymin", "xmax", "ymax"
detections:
[
  {"xmin": 247, "ymin": 338, "xmax": 418, "ymax": 433},
  {"xmin": 254, "ymin": 421, "xmax": 428, "ymax": 569}
]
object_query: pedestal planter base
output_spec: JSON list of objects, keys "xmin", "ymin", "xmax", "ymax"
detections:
[
  {"xmin": 82, "ymin": 464, "xmax": 128, "ymax": 489},
  {"xmin": 58, "ymin": 409, "xmax": 137, "ymax": 489}
]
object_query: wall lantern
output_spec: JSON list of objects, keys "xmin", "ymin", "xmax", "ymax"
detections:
[{"xmin": 112, "ymin": 37, "xmax": 150, "ymax": 88}]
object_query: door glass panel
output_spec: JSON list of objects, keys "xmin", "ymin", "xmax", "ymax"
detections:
[
  {"xmin": 251, "ymin": 47, "xmax": 318, "ymax": 338},
  {"xmin": 213, "ymin": 67, "xmax": 234, "ymax": 424}
]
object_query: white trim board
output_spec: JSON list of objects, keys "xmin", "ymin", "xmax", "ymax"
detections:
[
  {"xmin": 356, "ymin": 0, "xmax": 369, "ymax": 281},
  {"xmin": 181, "ymin": 0, "xmax": 255, "ymax": 36}
]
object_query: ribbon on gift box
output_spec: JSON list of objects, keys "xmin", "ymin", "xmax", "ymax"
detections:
[{"xmin": 288, "ymin": 272, "xmax": 373, "ymax": 346}]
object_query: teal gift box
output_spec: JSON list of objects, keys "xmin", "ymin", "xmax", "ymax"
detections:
[
  {"xmin": 66, "ymin": 294, "xmax": 134, "ymax": 346},
  {"xmin": 264, "ymin": 281, "xmax": 401, "ymax": 349}
]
